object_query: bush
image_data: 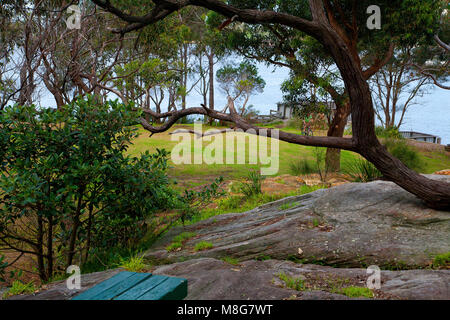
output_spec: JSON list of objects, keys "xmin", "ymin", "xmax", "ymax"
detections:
[
  {"xmin": 375, "ymin": 126, "xmax": 403, "ymax": 139},
  {"xmin": 289, "ymin": 158, "xmax": 316, "ymax": 175},
  {"xmin": 0, "ymin": 97, "xmax": 180, "ymax": 281},
  {"xmin": 345, "ymin": 157, "xmax": 382, "ymax": 182},
  {"xmin": 238, "ymin": 171, "xmax": 265, "ymax": 197},
  {"xmin": 0, "ymin": 254, "xmax": 7, "ymax": 283},
  {"xmin": 3, "ymin": 280, "xmax": 36, "ymax": 298},
  {"xmin": 383, "ymin": 139, "xmax": 423, "ymax": 172}
]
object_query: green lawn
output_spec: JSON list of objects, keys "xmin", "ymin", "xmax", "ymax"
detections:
[{"xmin": 127, "ymin": 124, "xmax": 450, "ymax": 181}]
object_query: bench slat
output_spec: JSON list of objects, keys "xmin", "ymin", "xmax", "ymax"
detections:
[
  {"xmin": 114, "ymin": 275, "xmax": 169, "ymax": 300},
  {"xmin": 137, "ymin": 277, "xmax": 187, "ymax": 300},
  {"xmin": 72, "ymin": 271, "xmax": 142, "ymax": 300},
  {"xmin": 89, "ymin": 272, "xmax": 153, "ymax": 300}
]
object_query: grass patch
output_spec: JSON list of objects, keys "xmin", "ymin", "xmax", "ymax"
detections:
[
  {"xmin": 221, "ymin": 256, "xmax": 240, "ymax": 265},
  {"xmin": 336, "ymin": 286, "xmax": 374, "ymax": 298},
  {"xmin": 256, "ymin": 254, "xmax": 272, "ymax": 261},
  {"xmin": 166, "ymin": 232, "xmax": 197, "ymax": 252},
  {"xmin": 118, "ymin": 253, "xmax": 147, "ymax": 272},
  {"xmin": 432, "ymin": 252, "xmax": 450, "ymax": 268},
  {"xmin": 280, "ymin": 202, "xmax": 297, "ymax": 210},
  {"xmin": 289, "ymin": 158, "xmax": 316, "ymax": 175},
  {"xmin": 127, "ymin": 125, "xmax": 450, "ymax": 180},
  {"xmin": 277, "ymin": 272, "xmax": 306, "ymax": 291},
  {"xmin": 194, "ymin": 241, "xmax": 213, "ymax": 251},
  {"xmin": 3, "ymin": 280, "xmax": 37, "ymax": 298},
  {"xmin": 344, "ymin": 157, "xmax": 381, "ymax": 182}
]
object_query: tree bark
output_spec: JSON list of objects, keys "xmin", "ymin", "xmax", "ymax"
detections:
[{"xmin": 325, "ymin": 101, "xmax": 350, "ymax": 172}]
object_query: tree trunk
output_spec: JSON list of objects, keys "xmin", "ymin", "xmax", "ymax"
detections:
[
  {"xmin": 208, "ymin": 49, "xmax": 215, "ymax": 124},
  {"xmin": 46, "ymin": 215, "xmax": 53, "ymax": 280},
  {"xmin": 325, "ymin": 101, "xmax": 350, "ymax": 172},
  {"xmin": 318, "ymin": 21, "xmax": 450, "ymax": 210},
  {"xmin": 36, "ymin": 216, "xmax": 47, "ymax": 282}
]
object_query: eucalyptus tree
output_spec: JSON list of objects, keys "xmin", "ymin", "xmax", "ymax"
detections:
[
  {"xmin": 216, "ymin": 61, "xmax": 266, "ymax": 116},
  {"xmin": 91, "ymin": 0, "xmax": 449, "ymax": 209}
]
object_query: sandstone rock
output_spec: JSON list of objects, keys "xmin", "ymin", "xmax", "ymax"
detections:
[
  {"xmin": 146, "ymin": 175, "xmax": 450, "ymax": 268},
  {"xmin": 10, "ymin": 259, "xmax": 449, "ymax": 300}
]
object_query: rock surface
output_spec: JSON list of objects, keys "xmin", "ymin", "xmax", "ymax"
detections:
[
  {"xmin": 146, "ymin": 175, "xmax": 450, "ymax": 268},
  {"xmin": 10, "ymin": 258, "xmax": 449, "ymax": 300}
]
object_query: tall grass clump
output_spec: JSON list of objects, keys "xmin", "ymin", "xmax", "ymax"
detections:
[
  {"xmin": 289, "ymin": 158, "xmax": 316, "ymax": 175},
  {"xmin": 383, "ymin": 139, "xmax": 423, "ymax": 172},
  {"xmin": 345, "ymin": 157, "xmax": 382, "ymax": 182},
  {"xmin": 239, "ymin": 171, "xmax": 265, "ymax": 197}
]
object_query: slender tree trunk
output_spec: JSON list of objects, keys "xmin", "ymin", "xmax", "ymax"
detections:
[
  {"xmin": 46, "ymin": 215, "xmax": 53, "ymax": 280},
  {"xmin": 208, "ymin": 49, "xmax": 215, "ymax": 124},
  {"xmin": 36, "ymin": 216, "xmax": 47, "ymax": 282},
  {"xmin": 83, "ymin": 205, "xmax": 93, "ymax": 265},
  {"xmin": 67, "ymin": 190, "xmax": 84, "ymax": 267},
  {"xmin": 325, "ymin": 101, "xmax": 350, "ymax": 172}
]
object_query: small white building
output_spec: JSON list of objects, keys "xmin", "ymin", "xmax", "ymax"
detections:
[{"xmin": 400, "ymin": 131, "xmax": 441, "ymax": 144}]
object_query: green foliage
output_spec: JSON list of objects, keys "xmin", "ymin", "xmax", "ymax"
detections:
[
  {"xmin": 166, "ymin": 242, "xmax": 183, "ymax": 252},
  {"xmin": 0, "ymin": 254, "xmax": 7, "ymax": 283},
  {"xmin": 375, "ymin": 126, "xmax": 403, "ymax": 139},
  {"xmin": 337, "ymin": 286, "xmax": 374, "ymax": 298},
  {"xmin": 277, "ymin": 272, "xmax": 306, "ymax": 291},
  {"xmin": 3, "ymin": 280, "xmax": 36, "ymax": 298},
  {"xmin": 256, "ymin": 254, "xmax": 272, "ymax": 261},
  {"xmin": 118, "ymin": 253, "xmax": 147, "ymax": 272},
  {"xmin": 216, "ymin": 61, "xmax": 265, "ymax": 110},
  {"xmin": 238, "ymin": 171, "xmax": 265, "ymax": 197},
  {"xmin": 180, "ymin": 177, "xmax": 225, "ymax": 224},
  {"xmin": 345, "ymin": 157, "xmax": 382, "ymax": 182},
  {"xmin": 0, "ymin": 97, "xmax": 180, "ymax": 281},
  {"xmin": 194, "ymin": 241, "xmax": 213, "ymax": 251},
  {"xmin": 221, "ymin": 256, "xmax": 240, "ymax": 265},
  {"xmin": 289, "ymin": 158, "xmax": 316, "ymax": 175},
  {"xmin": 280, "ymin": 202, "xmax": 296, "ymax": 211},
  {"xmin": 432, "ymin": 252, "xmax": 450, "ymax": 268},
  {"xmin": 166, "ymin": 232, "xmax": 197, "ymax": 252},
  {"xmin": 383, "ymin": 139, "xmax": 423, "ymax": 172}
]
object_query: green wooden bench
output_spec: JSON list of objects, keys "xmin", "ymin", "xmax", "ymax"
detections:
[{"xmin": 72, "ymin": 271, "xmax": 187, "ymax": 300}]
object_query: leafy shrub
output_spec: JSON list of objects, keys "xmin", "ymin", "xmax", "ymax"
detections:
[
  {"xmin": 180, "ymin": 177, "xmax": 225, "ymax": 224},
  {"xmin": 383, "ymin": 139, "xmax": 423, "ymax": 172},
  {"xmin": 375, "ymin": 126, "xmax": 403, "ymax": 139},
  {"xmin": 238, "ymin": 171, "xmax": 265, "ymax": 197},
  {"xmin": 118, "ymin": 254, "xmax": 147, "ymax": 272},
  {"xmin": 345, "ymin": 157, "xmax": 382, "ymax": 182},
  {"xmin": 289, "ymin": 158, "xmax": 316, "ymax": 175},
  {"xmin": 0, "ymin": 97, "xmax": 179, "ymax": 281},
  {"xmin": 3, "ymin": 280, "xmax": 36, "ymax": 298},
  {"xmin": 0, "ymin": 254, "xmax": 7, "ymax": 283},
  {"xmin": 194, "ymin": 241, "xmax": 213, "ymax": 251}
]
